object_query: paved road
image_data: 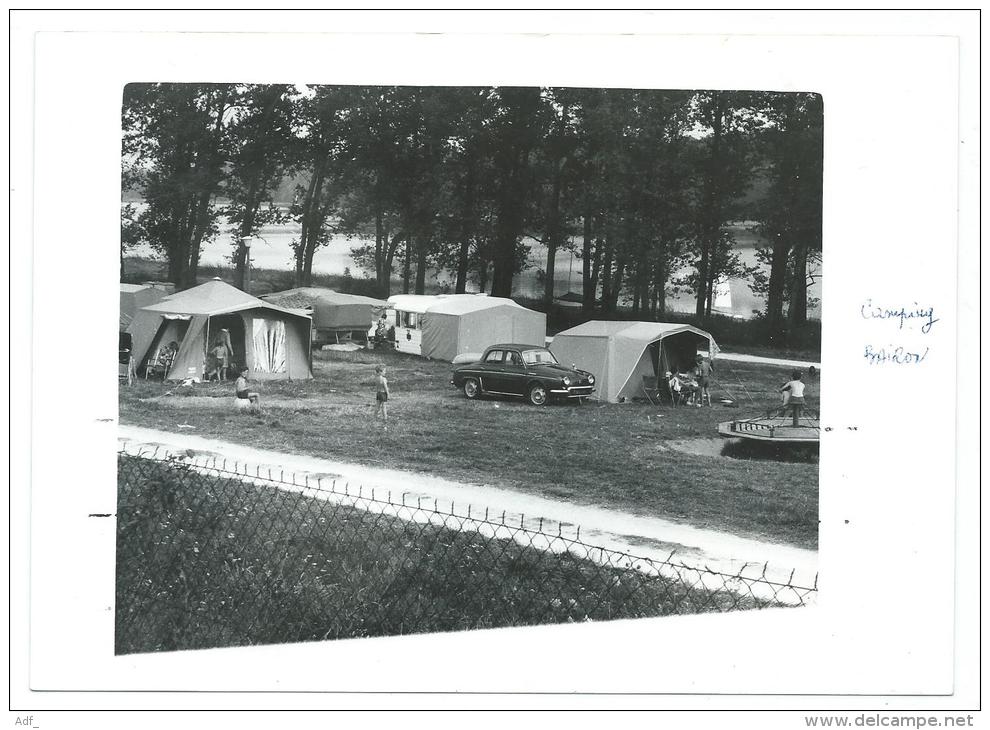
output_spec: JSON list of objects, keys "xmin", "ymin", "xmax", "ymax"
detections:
[
  {"xmin": 118, "ymin": 424, "xmax": 818, "ymax": 597},
  {"xmin": 718, "ymin": 352, "xmax": 821, "ymax": 369}
]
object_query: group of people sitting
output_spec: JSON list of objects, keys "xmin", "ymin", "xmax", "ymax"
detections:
[{"xmin": 664, "ymin": 353, "xmax": 714, "ymax": 407}]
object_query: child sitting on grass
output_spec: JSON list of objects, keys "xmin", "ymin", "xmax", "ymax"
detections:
[
  {"xmin": 234, "ymin": 367, "xmax": 260, "ymax": 413},
  {"xmin": 374, "ymin": 364, "xmax": 390, "ymax": 430}
]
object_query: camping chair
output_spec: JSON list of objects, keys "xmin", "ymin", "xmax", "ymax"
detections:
[
  {"xmin": 641, "ymin": 376, "xmax": 661, "ymax": 405},
  {"xmin": 145, "ymin": 345, "xmax": 177, "ymax": 381}
]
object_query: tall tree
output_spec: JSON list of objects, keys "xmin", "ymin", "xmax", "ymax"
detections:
[
  {"xmin": 223, "ymin": 84, "xmax": 298, "ymax": 290},
  {"xmin": 288, "ymin": 86, "xmax": 358, "ymax": 287},
  {"xmin": 535, "ymin": 88, "xmax": 579, "ymax": 305},
  {"xmin": 688, "ymin": 91, "xmax": 759, "ymax": 319},
  {"xmin": 752, "ymin": 92, "xmax": 824, "ymax": 341},
  {"xmin": 122, "ymin": 83, "xmax": 234, "ymax": 289},
  {"xmin": 488, "ymin": 87, "xmax": 546, "ymax": 298}
]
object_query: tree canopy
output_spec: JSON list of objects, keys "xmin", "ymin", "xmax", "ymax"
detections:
[{"xmin": 121, "ymin": 83, "xmax": 823, "ymax": 340}]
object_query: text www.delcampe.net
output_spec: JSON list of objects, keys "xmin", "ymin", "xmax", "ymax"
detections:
[{"xmin": 804, "ymin": 716, "xmax": 975, "ymax": 728}]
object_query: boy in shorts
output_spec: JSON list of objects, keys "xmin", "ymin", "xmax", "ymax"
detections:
[
  {"xmin": 780, "ymin": 370, "xmax": 806, "ymax": 426},
  {"xmin": 234, "ymin": 367, "xmax": 260, "ymax": 413},
  {"xmin": 375, "ymin": 364, "xmax": 390, "ymax": 430}
]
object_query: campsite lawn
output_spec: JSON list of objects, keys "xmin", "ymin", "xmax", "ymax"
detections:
[{"xmin": 118, "ymin": 349, "xmax": 819, "ymax": 550}]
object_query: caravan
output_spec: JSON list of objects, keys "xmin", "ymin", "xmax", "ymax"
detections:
[{"xmin": 379, "ymin": 294, "xmax": 547, "ymax": 362}]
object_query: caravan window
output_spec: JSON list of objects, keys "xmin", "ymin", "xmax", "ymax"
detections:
[{"xmin": 400, "ymin": 311, "xmax": 419, "ymax": 329}]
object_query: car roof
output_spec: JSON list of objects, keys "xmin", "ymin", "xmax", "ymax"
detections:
[{"xmin": 485, "ymin": 343, "xmax": 547, "ymax": 351}]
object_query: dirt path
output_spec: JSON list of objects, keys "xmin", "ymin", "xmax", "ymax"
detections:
[{"xmin": 117, "ymin": 424, "xmax": 818, "ymax": 592}]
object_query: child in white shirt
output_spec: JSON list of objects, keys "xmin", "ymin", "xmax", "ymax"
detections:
[{"xmin": 780, "ymin": 370, "xmax": 806, "ymax": 425}]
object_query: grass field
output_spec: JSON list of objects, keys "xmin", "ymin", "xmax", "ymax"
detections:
[
  {"xmin": 116, "ymin": 455, "xmax": 769, "ymax": 653},
  {"xmin": 118, "ymin": 348, "xmax": 820, "ymax": 550}
]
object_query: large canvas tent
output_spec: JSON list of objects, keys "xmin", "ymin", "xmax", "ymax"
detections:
[
  {"xmin": 549, "ymin": 320, "xmax": 718, "ymax": 403},
  {"xmin": 387, "ymin": 294, "xmax": 547, "ymax": 361},
  {"xmin": 119, "ymin": 283, "xmax": 171, "ymax": 330},
  {"xmin": 260, "ymin": 287, "xmax": 386, "ymax": 345},
  {"xmin": 128, "ymin": 278, "xmax": 313, "ymax": 381}
]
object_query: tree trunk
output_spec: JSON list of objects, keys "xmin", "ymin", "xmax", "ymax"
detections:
[
  {"xmin": 295, "ymin": 159, "xmax": 327, "ymax": 287},
  {"xmin": 374, "ymin": 205, "xmax": 386, "ymax": 290},
  {"xmin": 402, "ymin": 238, "xmax": 412, "ymax": 294},
  {"xmin": 234, "ymin": 173, "xmax": 265, "ymax": 290},
  {"xmin": 543, "ymin": 159, "xmax": 564, "ymax": 305},
  {"xmin": 380, "ymin": 234, "xmax": 400, "ymax": 298},
  {"xmin": 455, "ymin": 151, "xmax": 476, "ymax": 294},
  {"xmin": 607, "ymin": 255, "xmax": 626, "ymax": 312},
  {"xmin": 477, "ymin": 256, "xmax": 488, "ymax": 294},
  {"xmin": 582, "ymin": 212, "xmax": 594, "ymax": 312},
  {"xmin": 696, "ymin": 92, "xmax": 724, "ymax": 319},
  {"xmin": 414, "ymin": 235, "xmax": 428, "ymax": 295},
  {"xmin": 491, "ymin": 112, "xmax": 535, "ymax": 298},
  {"xmin": 655, "ymin": 249, "xmax": 668, "ymax": 316},
  {"xmin": 491, "ymin": 198, "xmax": 519, "ymax": 298},
  {"xmin": 704, "ymin": 265, "xmax": 716, "ymax": 319},
  {"xmin": 599, "ymin": 230, "xmax": 615, "ymax": 313},
  {"xmin": 788, "ymin": 241, "xmax": 809, "ymax": 328},
  {"xmin": 766, "ymin": 234, "xmax": 791, "ymax": 343}
]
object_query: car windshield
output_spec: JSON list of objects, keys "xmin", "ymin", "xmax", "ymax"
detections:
[{"xmin": 522, "ymin": 349, "xmax": 558, "ymax": 365}]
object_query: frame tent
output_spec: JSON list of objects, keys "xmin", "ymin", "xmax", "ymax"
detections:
[
  {"xmin": 128, "ymin": 278, "xmax": 313, "ymax": 381},
  {"xmin": 549, "ymin": 320, "xmax": 718, "ymax": 403}
]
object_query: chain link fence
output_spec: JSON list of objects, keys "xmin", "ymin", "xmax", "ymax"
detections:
[{"xmin": 116, "ymin": 448, "xmax": 817, "ymax": 654}]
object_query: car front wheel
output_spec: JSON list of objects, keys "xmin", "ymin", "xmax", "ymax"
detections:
[
  {"xmin": 527, "ymin": 383, "xmax": 548, "ymax": 406},
  {"xmin": 463, "ymin": 378, "xmax": 480, "ymax": 400}
]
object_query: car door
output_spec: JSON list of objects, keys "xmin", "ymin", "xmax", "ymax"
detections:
[
  {"xmin": 500, "ymin": 349, "xmax": 529, "ymax": 396},
  {"xmin": 479, "ymin": 349, "xmax": 508, "ymax": 392}
]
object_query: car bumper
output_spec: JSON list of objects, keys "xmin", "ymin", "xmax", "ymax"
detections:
[{"xmin": 549, "ymin": 386, "xmax": 595, "ymax": 398}]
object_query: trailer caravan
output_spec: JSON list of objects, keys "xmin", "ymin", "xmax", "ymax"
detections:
[{"xmin": 379, "ymin": 294, "xmax": 547, "ymax": 362}]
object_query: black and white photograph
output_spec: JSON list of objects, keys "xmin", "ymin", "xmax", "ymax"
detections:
[
  {"xmin": 10, "ymin": 9, "xmax": 978, "ymax": 724},
  {"xmin": 115, "ymin": 83, "xmax": 822, "ymax": 653}
]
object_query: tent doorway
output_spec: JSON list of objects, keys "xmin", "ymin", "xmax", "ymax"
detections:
[
  {"xmin": 618, "ymin": 332, "xmax": 712, "ymax": 403},
  {"xmin": 208, "ymin": 314, "xmax": 246, "ymax": 380},
  {"xmin": 139, "ymin": 316, "xmax": 191, "ymax": 377},
  {"xmin": 659, "ymin": 331, "xmax": 705, "ymax": 375}
]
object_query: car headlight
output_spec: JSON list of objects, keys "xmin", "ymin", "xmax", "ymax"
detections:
[
  {"xmin": 588, "ymin": 374, "xmax": 595, "ymax": 384},
  {"xmin": 562, "ymin": 376, "xmax": 571, "ymax": 387}
]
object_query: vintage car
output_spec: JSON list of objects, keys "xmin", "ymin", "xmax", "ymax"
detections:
[{"xmin": 450, "ymin": 344, "xmax": 596, "ymax": 405}]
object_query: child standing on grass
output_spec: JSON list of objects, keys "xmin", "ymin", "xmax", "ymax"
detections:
[
  {"xmin": 374, "ymin": 364, "xmax": 390, "ymax": 430},
  {"xmin": 780, "ymin": 370, "xmax": 806, "ymax": 426},
  {"xmin": 694, "ymin": 353, "xmax": 715, "ymax": 407}
]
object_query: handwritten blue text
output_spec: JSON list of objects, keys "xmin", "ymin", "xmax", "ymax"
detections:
[
  {"xmin": 864, "ymin": 344, "xmax": 930, "ymax": 366},
  {"xmin": 861, "ymin": 299, "xmax": 939, "ymax": 334}
]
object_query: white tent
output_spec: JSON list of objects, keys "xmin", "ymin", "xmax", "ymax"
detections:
[{"xmin": 549, "ymin": 320, "xmax": 719, "ymax": 403}]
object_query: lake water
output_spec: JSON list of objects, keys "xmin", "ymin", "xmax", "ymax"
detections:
[{"xmin": 131, "ymin": 221, "xmax": 822, "ymax": 320}]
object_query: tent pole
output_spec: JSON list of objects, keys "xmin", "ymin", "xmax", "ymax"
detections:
[{"xmin": 204, "ymin": 317, "xmax": 211, "ymax": 382}]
